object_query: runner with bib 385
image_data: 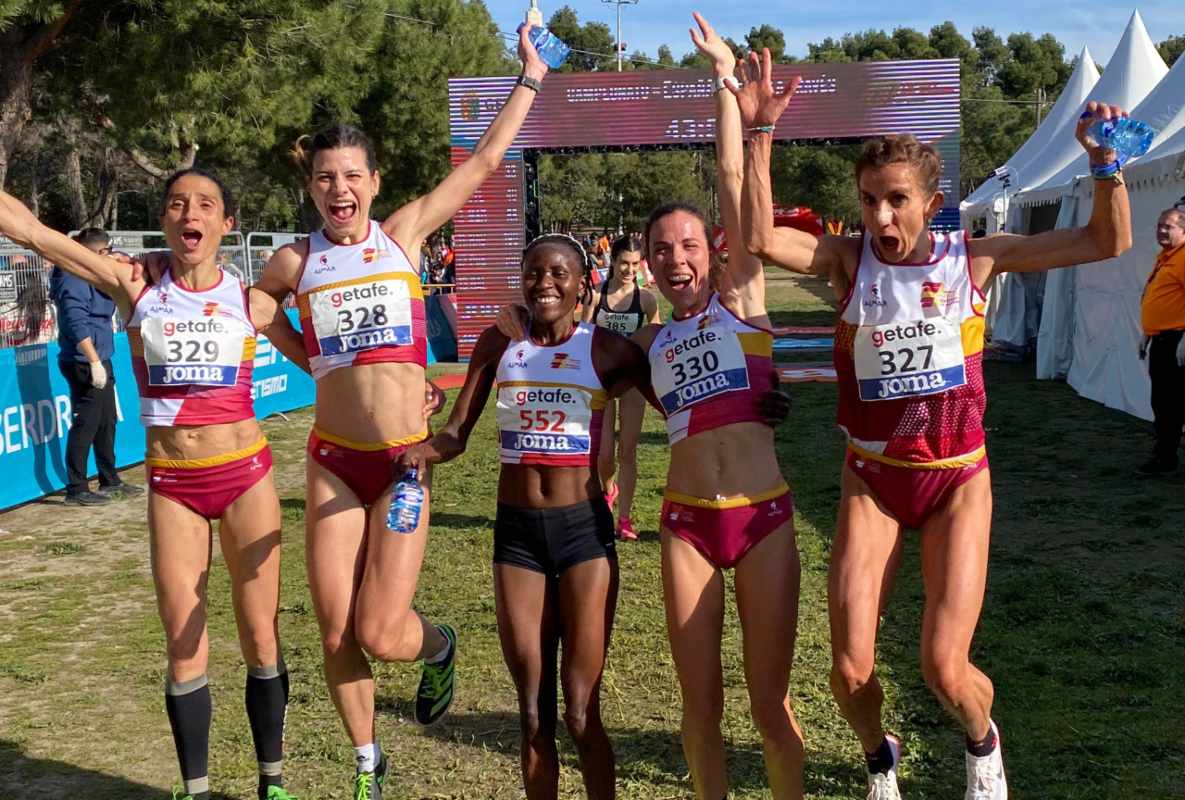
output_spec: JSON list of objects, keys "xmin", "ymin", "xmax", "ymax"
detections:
[{"xmin": 735, "ymin": 45, "xmax": 1132, "ymax": 800}]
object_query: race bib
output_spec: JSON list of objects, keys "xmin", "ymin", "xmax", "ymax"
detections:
[
  {"xmin": 496, "ymin": 384, "xmax": 593, "ymax": 457},
  {"xmin": 596, "ymin": 310, "xmax": 640, "ymax": 335},
  {"xmin": 308, "ymin": 278, "xmax": 413, "ymax": 356},
  {"xmin": 854, "ymin": 318, "xmax": 966, "ymax": 401},
  {"xmin": 652, "ymin": 326, "xmax": 749, "ymax": 414},
  {"xmin": 141, "ymin": 317, "xmax": 245, "ymax": 387}
]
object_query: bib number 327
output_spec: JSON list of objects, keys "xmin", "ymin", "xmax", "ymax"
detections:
[{"xmin": 854, "ymin": 318, "xmax": 966, "ymax": 401}]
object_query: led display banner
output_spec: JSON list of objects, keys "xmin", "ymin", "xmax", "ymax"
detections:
[{"xmin": 449, "ymin": 61, "xmax": 961, "ymax": 355}]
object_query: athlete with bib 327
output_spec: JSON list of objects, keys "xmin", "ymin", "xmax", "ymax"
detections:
[
  {"xmin": 0, "ymin": 173, "xmax": 308, "ymax": 800},
  {"xmin": 400, "ymin": 234, "xmax": 652, "ymax": 800},
  {"xmin": 253, "ymin": 25, "xmax": 549, "ymax": 798},
  {"xmin": 582, "ymin": 234, "xmax": 660, "ymax": 540},
  {"xmin": 735, "ymin": 48, "xmax": 1132, "ymax": 800}
]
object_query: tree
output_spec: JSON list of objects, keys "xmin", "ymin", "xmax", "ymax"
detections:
[
  {"xmin": 1158, "ymin": 35, "xmax": 1185, "ymax": 67},
  {"xmin": 745, "ymin": 24, "xmax": 786, "ymax": 62},
  {"xmin": 545, "ymin": 6, "xmax": 615, "ymax": 72}
]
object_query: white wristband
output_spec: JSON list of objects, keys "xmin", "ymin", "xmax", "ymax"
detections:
[{"xmin": 713, "ymin": 75, "xmax": 739, "ymax": 93}]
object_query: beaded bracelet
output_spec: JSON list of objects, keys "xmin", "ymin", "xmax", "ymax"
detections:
[{"xmin": 748, "ymin": 125, "xmax": 775, "ymax": 134}]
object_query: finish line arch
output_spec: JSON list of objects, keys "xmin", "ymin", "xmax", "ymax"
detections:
[{"xmin": 447, "ymin": 60, "xmax": 960, "ymax": 356}]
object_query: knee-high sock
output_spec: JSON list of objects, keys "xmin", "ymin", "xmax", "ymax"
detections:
[
  {"xmin": 246, "ymin": 661, "xmax": 288, "ymax": 791},
  {"xmin": 165, "ymin": 674, "xmax": 212, "ymax": 798}
]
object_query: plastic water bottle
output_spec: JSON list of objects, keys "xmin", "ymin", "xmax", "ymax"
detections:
[
  {"xmin": 529, "ymin": 26, "xmax": 570, "ymax": 69},
  {"xmin": 525, "ymin": 0, "xmax": 543, "ymax": 28},
  {"xmin": 387, "ymin": 467, "xmax": 425, "ymax": 534},
  {"xmin": 1084, "ymin": 116, "xmax": 1156, "ymax": 167}
]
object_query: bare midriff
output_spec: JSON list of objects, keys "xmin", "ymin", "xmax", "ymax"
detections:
[
  {"xmin": 145, "ymin": 417, "xmax": 265, "ymax": 461},
  {"xmin": 312, "ymin": 360, "xmax": 426, "ymax": 443},
  {"xmin": 665, "ymin": 421, "xmax": 782, "ymax": 500}
]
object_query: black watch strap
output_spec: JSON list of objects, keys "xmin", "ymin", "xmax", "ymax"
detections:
[{"xmin": 517, "ymin": 74, "xmax": 543, "ymax": 92}]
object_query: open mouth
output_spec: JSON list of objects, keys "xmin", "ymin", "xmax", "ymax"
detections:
[
  {"xmin": 531, "ymin": 294, "xmax": 562, "ymax": 308},
  {"xmin": 878, "ymin": 235, "xmax": 900, "ymax": 254},
  {"xmin": 180, "ymin": 230, "xmax": 204, "ymax": 252},
  {"xmin": 667, "ymin": 274, "xmax": 693, "ymax": 290},
  {"xmin": 328, "ymin": 201, "xmax": 356, "ymax": 224}
]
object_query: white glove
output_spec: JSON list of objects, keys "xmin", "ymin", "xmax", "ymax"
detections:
[
  {"xmin": 88, "ymin": 360, "xmax": 108, "ymax": 389},
  {"xmin": 1177, "ymin": 334, "xmax": 1185, "ymax": 367}
]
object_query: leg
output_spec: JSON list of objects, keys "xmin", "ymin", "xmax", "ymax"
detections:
[
  {"xmin": 598, "ymin": 396, "xmax": 618, "ymax": 499},
  {"xmin": 219, "ymin": 470, "xmax": 288, "ymax": 794},
  {"xmin": 354, "ymin": 474, "xmax": 446, "ymax": 662},
  {"xmin": 828, "ymin": 465, "xmax": 905, "ymax": 753},
  {"xmin": 59, "ymin": 360, "xmax": 98, "ymax": 496},
  {"xmin": 494, "ymin": 563, "xmax": 560, "ymax": 799},
  {"xmin": 615, "ymin": 390, "xmax": 644, "ymax": 521},
  {"xmin": 734, "ymin": 523, "xmax": 805, "ymax": 800},
  {"xmin": 1149, "ymin": 333, "xmax": 1184, "ymax": 463},
  {"xmin": 918, "ymin": 469, "xmax": 995, "ymax": 740},
  {"xmin": 94, "ymin": 358, "xmax": 120, "ymax": 488},
  {"xmin": 149, "ymin": 491, "xmax": 215, "ymax": 797},
  {"xmin": 304, "ymin": 457, "xmax": 375, "ymax": 747},
  {"xmin": 557, "ymin": 557, "xmax": 619, "ymax": 800},
  {"xmin": 661, "ymin": 530, "xmax": 727, "ymax": 800}
]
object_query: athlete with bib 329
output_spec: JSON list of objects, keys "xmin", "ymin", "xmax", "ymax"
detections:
[
  {"xmin": 0, "ymin": 172, "xmax": 308, "ymax": 800},
  {"xmin": 253, "ymin": 25, "xmax": 549, "ymax": 798},
  {"xmin": 735, "ymin": 47, "xmax": 1132, "ymax": 800}
]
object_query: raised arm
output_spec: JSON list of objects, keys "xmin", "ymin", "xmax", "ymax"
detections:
[
  {"xmin": 382, "ymin": 26, "xmax": 548, "ymax": 255},
  {"xmin": 0, "ymin": 190, "xmax": 139, "ymax": 316},
  {"xmin": 732, "ymin": 54, "xmax": 846, "ymax": 282},
  {"xmin": 969, "ymin": 101, "xmax": 1133, "ymax": 286},
  {"xmin": 692, "ymin": 16, "xmax": 770, "ymax": 316},
  {"xmin": 255, "ymin": 242, "xmax": 305, "ymax": 305},
  {"xmin": 396, "ymin": 325, "xmax": 507, "ymax": 472}
]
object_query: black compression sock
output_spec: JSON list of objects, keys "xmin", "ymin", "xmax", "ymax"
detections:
[
  {"xmin": 966, "ymin": 723, "xmax": 998, "ymax": 757},
  {"xmin": 246, "ymin": 662, "xmax": 288, "ymax": 798},
  {"xmin": 165, "ymin": 674, "xmax": 212, "ymax": 799},
  {"xmin": 866, "ymin": 736, "xmax": 895, "ymax": 775}
]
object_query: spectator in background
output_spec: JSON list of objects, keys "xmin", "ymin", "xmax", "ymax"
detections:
[
  {"xmin": 49, "ymin": 228, "xmax": 144, "ymax": 505},
  {"xmin": 1138, "ymin": 204, "xmax": 1185, "ymax": 474}
]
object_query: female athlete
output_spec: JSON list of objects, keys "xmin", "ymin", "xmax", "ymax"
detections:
[
  {"xmin": 253, "ymin": 24, "xmax": 549, "ymax": 798},
  {"xmin": 736, "ymin": 47, "xmax": 1131, "ymax": 800},
  {"xmin": 581, "ymin": 234, "xmax": 660, "ymax": 539},
  {"xmin": 0, "ymin": 172, "xmax": 308, "ymax": 800}
]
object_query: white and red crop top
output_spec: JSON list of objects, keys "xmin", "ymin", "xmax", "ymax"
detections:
[
  {"xmin": 296, "ymin": 222, "xmax": 426, "ymax": 380},
  {"xmin": 648, "ymin": 293, "xmax": 774, "ymax": 446},
  {"xmin": 494, "ymin": 322, "xmax": 607, "ymax": 467},
  {"xmin": 834, "ymin": 230, "xmax": 987, "ymax": 467},
  {"xmin": 127, "ymin": 267, "xmax": 256, "ymax": 427}
]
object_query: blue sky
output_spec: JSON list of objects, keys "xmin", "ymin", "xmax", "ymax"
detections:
[{"xmin": 487, "ymin": 1, "xmax": 1180, "ymax": 67}]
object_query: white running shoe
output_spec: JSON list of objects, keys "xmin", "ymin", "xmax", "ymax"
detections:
[
  {"xmin": 964, "ymin": 720, "xmax": 1008, "ymax": 800},
  {"xmin": 866, "ymin": 733, "xmax": 903, "ymax": 800}
]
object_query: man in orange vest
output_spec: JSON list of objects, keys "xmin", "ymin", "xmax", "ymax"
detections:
[{"xmin": 1138, "ymin": 203, "xmax": 1185, "ymax": 474}]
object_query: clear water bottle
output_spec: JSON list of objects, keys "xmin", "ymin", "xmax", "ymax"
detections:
[
  {"xmin": 1085, "ymin": 116, "xmax": 1156, "ymax": 167},
  {"xmin": 387, "ymin": 467, "xmax": 425, "ymax": 534},
  {"xmin": 525, "ymin": 0, "xmax": 543, "ymax": 28},
  {"xmin": 529, "ymin": 26, "xmax": 570, "ymax": 69}
]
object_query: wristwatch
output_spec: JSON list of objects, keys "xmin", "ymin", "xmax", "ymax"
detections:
[{"xmin": 517, "ymin": 75, "xmax": 543, "ymax": 92}]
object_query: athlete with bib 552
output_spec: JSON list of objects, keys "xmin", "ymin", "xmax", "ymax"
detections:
[
  {"xmin": 253, "ymin": 24, "xmax": 550, "ymax": 798},
  {"xmin": 401, "ymin": 234, "xmax": 653, "ymax": 800},
  {"xmin": 735, "ymin": 48, "xmax": 1132, "ymax": 800},
  {"xmin": 0, "ymin": 173, "xmax": 309, "ymax": 800},
  {"xmin": 582, "ymin": 235, "xmax": 661, "ymax": 540}
]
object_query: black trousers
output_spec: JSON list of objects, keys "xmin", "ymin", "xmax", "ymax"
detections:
[
  {"xmin": 58, "ymin": 359, "xmax": 118, "ymax": 495},
  {"xmin": 1149, "ymin": 330, "xmax": 1185, "ymax": 463}
]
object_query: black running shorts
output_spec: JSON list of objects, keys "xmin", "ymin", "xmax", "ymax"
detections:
[{"xmin": 493, "ymin": 497, "xmax": 616, "ymax": 577}]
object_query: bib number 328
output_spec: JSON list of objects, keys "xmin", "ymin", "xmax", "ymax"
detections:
[{"xmin": 854, "ymin": 318, "xmax": 966, "ymax": 401}]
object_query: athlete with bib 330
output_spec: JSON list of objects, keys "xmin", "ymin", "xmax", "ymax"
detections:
[
  {"xmin": 735, "ymin": 47, "xmax": 1132, "ymax": 800},
  {"xmin": 253, "ymin": 25, "xmax": 549, "ymax": 798},
  {"xmin": 0, "ymin": 172, "xmax": 308, "ymax": 800}
]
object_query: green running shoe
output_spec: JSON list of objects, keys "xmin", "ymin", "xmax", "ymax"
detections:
[
  {"xmin": 415, "ymin": 624, "xmax": 456, "ymax": 725},
  {"xmin": 265, "ymin": 786, "xmax": 300, "ymax": 800},
  {"xmin": 353, "ymin": 753, "xmax": 387, "ymax": 800},
  {"xmin": 171, "ymin": 789, "xmax": 195, "ymax": 800}
]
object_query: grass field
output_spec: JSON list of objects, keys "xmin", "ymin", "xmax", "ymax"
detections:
[{"xmin": 2, "ymin": 271, "xmax": 1184, "ymax": 798}]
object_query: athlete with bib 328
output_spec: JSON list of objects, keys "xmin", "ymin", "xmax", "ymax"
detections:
[
  {"xmin": 253, "ymin": 25, "xmax": 549, "ymax": 798},
  {"xmin": 0, "ymin": 173, "xmax": 308, "ymax": 800},
  {"xmin": 735, "ymin": 48, "xmax": 1132, "ymax": 800},
  {"xmin": 582, "ymin": 235, "xmax": 660, "ymax": 540},
  {"xmin": 400, "ymin": 234, "xmax": 652, "ymax": 800}
]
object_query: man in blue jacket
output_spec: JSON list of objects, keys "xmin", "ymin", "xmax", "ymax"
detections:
[{"xmin": 49, "ymin": 228, "xmax": 143, "ymax": 504}]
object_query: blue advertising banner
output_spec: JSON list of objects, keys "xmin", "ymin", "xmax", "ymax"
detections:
[{"xmin": 0, "ymin": 310, "xmax": 315, "ymax": 510}]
